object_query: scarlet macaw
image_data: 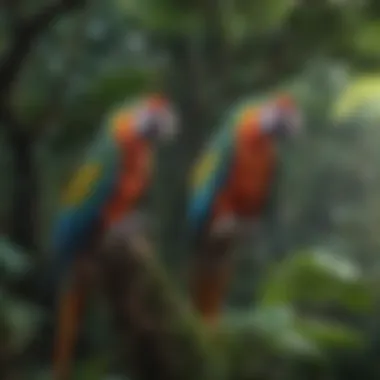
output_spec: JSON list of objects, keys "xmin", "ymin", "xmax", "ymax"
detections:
[
  {"xmin": 51, "ymin": 94, "xmax": 178, "ymax": 379},
  {"xmin": 188, "ymin": 93, "xmax": 302, "ymax": 325}
]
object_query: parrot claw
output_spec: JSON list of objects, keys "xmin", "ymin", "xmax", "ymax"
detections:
[
  {"xmin": 108, "ymin": 211, "xmax": 150, "ymax": 240},
  {"xmin": 210, "ymin": 214, "xmax": 238, "ymax": 238}
]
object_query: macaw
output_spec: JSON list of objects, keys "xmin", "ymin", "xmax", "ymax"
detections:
[
  {"xmin": 51, "ymin": 94, "xmax": 178, "ymax": 380},
  {"xmin": 187, "ymin": 93, "xmax": 302, "ymax": 325}
]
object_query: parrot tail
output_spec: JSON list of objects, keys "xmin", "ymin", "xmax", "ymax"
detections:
[
  {"xmin": 52, "ymin": 262, "xmax": 89, "ymax": 380},
  {"xmin": 190, "ymin": 235, "xmax": 235, "ymax": 325}
]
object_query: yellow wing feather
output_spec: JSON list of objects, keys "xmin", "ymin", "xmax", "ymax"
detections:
[
  {"xmin": 191, "ymin": 151, "xmax": 219, "ymax": 190},
  {"xmin": 61, "ymin": 163, "xmax": 102, "ymax": 207},
  {"xmin": 190, "ymin": 105, "xmax": 261, "ymax": 193},
  {"xmin": 190, "ymin": 108, "xmax": 256, "ymax": 190}
]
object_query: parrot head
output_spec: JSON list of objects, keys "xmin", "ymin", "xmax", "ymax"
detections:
[
  {"xmin": 135, "ymin": 94, "xmax": 178, "ymax": 142},
  {"xmin": 259, "ymin": 94, "xmax": 303, "ymax": 139}
]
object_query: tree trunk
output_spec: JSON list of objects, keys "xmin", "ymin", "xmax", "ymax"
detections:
[
  {"xmin": 158, "ymin": 34, "xmax": 210, "ymax": 266},
  {"xmin": 8, "ymin": 130, "xmax": 38, "ymax": 251},
  {"xmin": 0, "ymin": 0, "xmax": 86, "ymax": 250}
]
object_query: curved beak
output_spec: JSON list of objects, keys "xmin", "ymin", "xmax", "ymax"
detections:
[
  {"xmin": 284, "ymin": 107, "xmax": 304, "ymax": 139},
  {"xmin": 161, "ymin": 107, "xmax": 179, "ymax": 142}
]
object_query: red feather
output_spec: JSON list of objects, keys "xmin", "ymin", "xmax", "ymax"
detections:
[{"xmin": 190, "ymin": 114, "xmax": 277, "ymax": 325}]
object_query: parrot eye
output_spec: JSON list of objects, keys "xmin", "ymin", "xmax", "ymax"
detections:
[
  {"xmin": 136, "ymin": 106, "xmax": 178, "ymax": 142},
  {"xmin": 260, "ymin": 104, "xmax": 302, "ymax": 137},
  {"xmin": 135, "ymin": 108, "xmax": 156, "ymax": 136},
  {"xmin": 260, "ymin": 105, "xmax": 281, "ymax": 133}
]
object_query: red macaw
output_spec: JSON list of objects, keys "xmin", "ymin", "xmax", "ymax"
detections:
[
  {"xmin": 51, "ymin": 94, "xmax": 178, "ymax": 379},
  {"xmin": 187, "ymin": 94, "xmax": 302, "ymax": 325}
]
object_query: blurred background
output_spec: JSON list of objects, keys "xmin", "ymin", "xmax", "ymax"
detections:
[{"xmin": 2, "ymin": 0, "xmax": 380, "ymax": 379}]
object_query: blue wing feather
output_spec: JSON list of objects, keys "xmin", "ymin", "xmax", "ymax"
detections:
[
  {"xmin": 187, "ymin": 103, "xmax": 246, "ymax": 236},
  {"xmin": 52, "ymin": 130, "xmax": 121, "ymax": 277},
  {"xmin": 52, "ymin": 98, "xmax": 147, "ymax": 278},
  {"xmin": 187, "ymin": 130, "xmax": 235, "ymax": 236}
]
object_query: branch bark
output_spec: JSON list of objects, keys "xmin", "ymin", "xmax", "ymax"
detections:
[
  {"xmin": 97, "ymin": 233, "xmax": 224, "ymax": 380},
  {"xmin": 0, "ymin": 0, "xmax": 85, "ymax": 106},
  {"xmin": 0, "ymin": 0, "xmax": 85, "ymax": 250}
]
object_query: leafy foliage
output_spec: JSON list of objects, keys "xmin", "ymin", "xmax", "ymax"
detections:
[
  {"xmin": 2, "ymin": 0, "xmax": 380, "ymax": 379},
  {"xmin": 0, "ymin": 239, "xmax": 44, "ymax": 362}
]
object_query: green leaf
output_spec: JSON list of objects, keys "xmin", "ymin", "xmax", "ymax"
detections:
[
  {"xmin": 227, "ymin": 0, "xmax": 297, "ymax": 39},
  {"xmin": 222, "ymin": 307, "xmax": 321, "ymax": 359},
  {"xmin": 275, "ymin": 329, "xmax": 321, "ymax": 358},
  {"xmin": 332, "ymin": 75, "xmax": 380, "ymax": 124},
  {"xmin": 0, "ymin": 237, "xmax": 32, "ymax": 282},
  {"xmin": 247, "ymin": 305, "xmax": 296, "ymax": 339},
  {"xmin": 222, "ymin": 306, "xmax": 363, "ymax": 363},
  {"xmin": 73, "ymin": 355, "xmax": 110, "ymax": 380},
  {"xmin": 295, "ymin": 318, "xmax": 364, "ymax": 350},
  {"xmin": 115, "ymin": 0, "xmax": 202, "ymax": 34},
  {"xmin": 352, "ymin": 21, "xmax": 380, "ymax": 58},
  {"xmin": 63, "ymin": 66, "xmax": 160, "ymax": 133},
  {"xmin": 259, "ymin": 248, "xmax": 373, "ymax": 313},
  {"xmin": 0, "ymin": 290, "xmax": 44, "ymax": 354}
]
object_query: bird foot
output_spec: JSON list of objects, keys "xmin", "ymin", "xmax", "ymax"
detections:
[
  {"xmin": 108, "ymin": 210, "xmax": 150, "ymax": 240},
  {"xmin": 210, "ymin": 214, "xmax": 238, "ymax": 238}
]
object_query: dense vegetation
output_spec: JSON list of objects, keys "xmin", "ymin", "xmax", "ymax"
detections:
[{"xmin": 2, "ymin": 0, "xmax": 380, "ymax": 379}]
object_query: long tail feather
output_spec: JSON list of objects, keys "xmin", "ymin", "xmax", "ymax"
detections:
[
  {"xmin": 190, "ymin": 235, "xmax": 235, "ymax": 325},
  {"xmin": 52, "ymin": 264, "xmax": 88, "ymax": 380}
]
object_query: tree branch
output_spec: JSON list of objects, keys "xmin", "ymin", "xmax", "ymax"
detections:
[
  {"xmin": 34, "ymin": 5, "xmax": 90, "ymax": 138},
  {"xmin": 97, "ymin": 232, "xmax": 222, "ymax": 380},
  {"xmin": 0, "ymin": 0, "xmax": 85, "ymax": 107}
]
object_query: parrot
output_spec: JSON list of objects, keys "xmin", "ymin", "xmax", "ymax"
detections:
[
  {"xmin": 187, "ymin": 93, "xmax": 303, "ymax": 325},
  {"xmin": 51, "ymin": 94, "xmax": 178, "ymax": 380}
]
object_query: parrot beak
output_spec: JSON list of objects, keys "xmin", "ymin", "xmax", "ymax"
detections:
[
  {"xmin": 160, "ymin": 107, "xmax": 179, "ymax": 143},
  {"xmin": 273, "ymin": 94, "xmax": 304, "ymax": 139}
]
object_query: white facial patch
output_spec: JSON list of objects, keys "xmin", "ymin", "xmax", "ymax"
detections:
[
  {"xmin": 136, "ymin": 105, "xmax": 178, "ymax": 141},
  {"xmin": 259, "ymin": 103, "xmax": 303, "ymax": 136},
  {"xmin": 260, "ymin": 105, "xmax": 280, "ymax": 133},
  {"xmin": 136, "ymin": 107, "xmax": 153, "ymax": 134}
]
